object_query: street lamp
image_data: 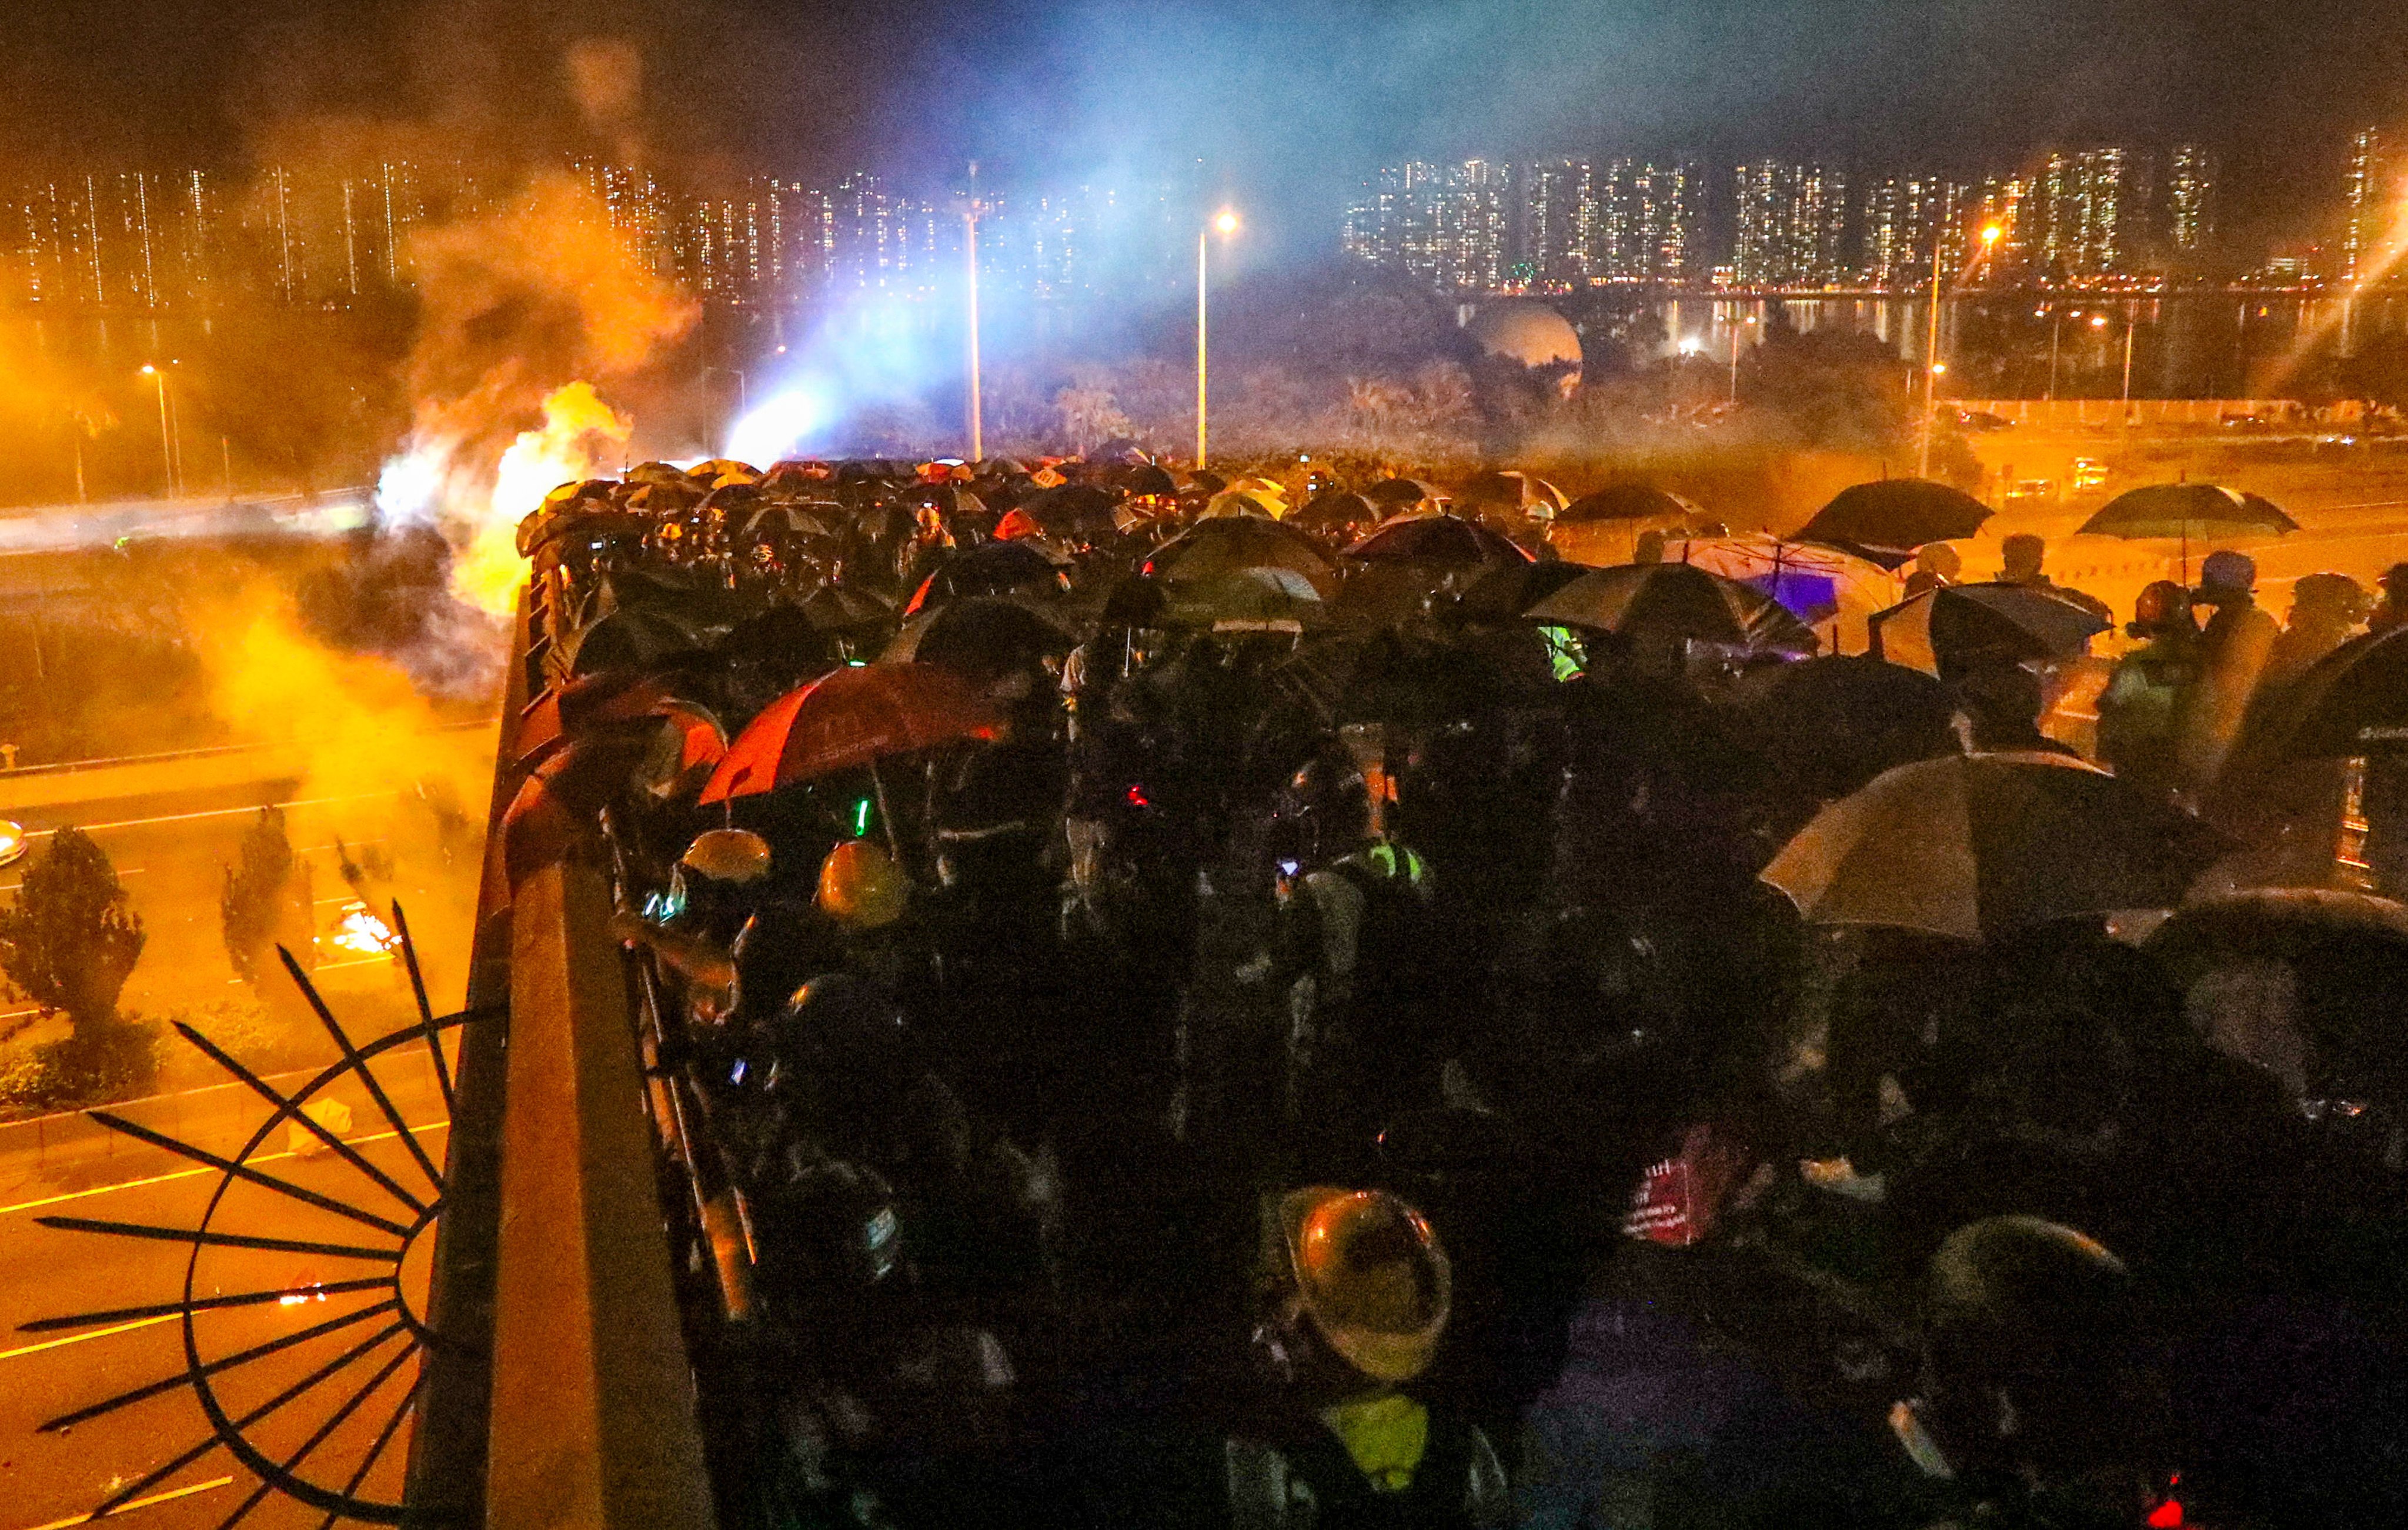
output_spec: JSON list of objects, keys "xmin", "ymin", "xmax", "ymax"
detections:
[
  {"xmin": 963, "ymin": 161, "xmax": 986, "ymax": 462},
  {"xmin": 1729, "ymin": 314, "xmax": 1757, "ymax": 403},
  {"xmin": 1918, "ymin": 222, "xmax": 2005, "ymax": 478},
  {"xmin": 140, "ymin": 364, "xmax": 176, "ymax": 499},
  {"xmin": 1197, "ymin": 209, "xmax": 1240, "ymax": 468}
]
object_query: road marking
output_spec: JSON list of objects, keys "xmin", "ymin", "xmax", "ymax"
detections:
[
  {"xmin": 15, "ymin": 1475, "xmax": 235, "ymax": 1530},
  {"xmin": 0, "ymin": 869, "xmax": 143, "ymax": 893},
  {"xmin": 26, "ymin": 793, "xmax": 399, "ymax": 837},
  {"xmin": 0, "ymin": 1312, "xmax": 181, "ymax": 1362},
  {"xmin": 0, "ymin": 1121, "xmax": 450, "ymax": 1219}
]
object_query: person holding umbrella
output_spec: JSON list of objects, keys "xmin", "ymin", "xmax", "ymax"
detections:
[
  {"xmin": 2182, "ymin": 551, "xmax": 2279, "ymax": 790},
  {"xmin": 2096, "ymin": 581, "xmax": 2203, "ymax": 803}
]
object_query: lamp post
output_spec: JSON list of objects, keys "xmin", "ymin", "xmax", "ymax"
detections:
[
  {"xmin": 2046, "ymin": 307, "xmax": 2076, "ymax": 401},
  {"xmin": 140, "ymin": 364, "xmax": 175, "ymax": 498},
  {"xmin": 2119, "ymin": 301, "xmax": 2138, "ymax": 423},
  {"xmin": 1728, "ymin": 313, "xmax": 1756, "ymax": 403},
  {"xmin": 1918, "ymin": 221, "xmax": 2003, "ymax": 479},
  {"xmin": 1197, "ymin": 209, "xmax": 1238, "ymax": 469},
  {"xmin": 964, "ymin": 161, "xmax": 984, "ymax": 463}
]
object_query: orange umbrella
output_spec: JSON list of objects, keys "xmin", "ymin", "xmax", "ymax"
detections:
[{"xmin": 699, "ymin": 665, "xmax": 1006, "ymax": 804}]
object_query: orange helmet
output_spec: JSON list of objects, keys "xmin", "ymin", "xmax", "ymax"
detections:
[
  {"xmin": 816, "ymin": 839, "xmax": 909, "ymax": 929},
  {"xmin": 1278, "ymin": 1188, "xmax": 1451, "ymax": 1384}
]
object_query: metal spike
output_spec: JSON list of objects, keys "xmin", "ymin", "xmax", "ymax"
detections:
[
  {"xmin": 86, "ymin": 1111, "xmax": 413, "ymax": 1238},
  {"xmin": 16, "ymin": 1275, "xmax": 391, "ymax": 1334},
  {"xmin": 86, "ymin": 1319, "xmax": 410, "ymax": 1514},
  {"xmin": 277, "ymin": 946, "xmax": 445, "ymax": 1191},
  {"xmin": 40, "ymin": 1300, "xmax": 400, "ymax": 1433},
  {"xmin": 315, "ymin": 1380, "xmax": 419, "ymax": 1530},
  {"xmin": 388, "ymin": 901, "xmax": 456, "ymax": 1113},
  {"xmin": 172, "ymin": 1020, "xmax": 429, "ymax": 1216},
  {"xmin": 211, "ymin": 1341, "xmax": 421, "ymax": 1530},
  {"xmin": 34, "ymin": 1214, "xmax": 401, "ymax": 1264}
]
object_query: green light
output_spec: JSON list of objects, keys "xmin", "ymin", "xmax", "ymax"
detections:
[{"xmin": 854, "ymin": 797, "xmax": 873, "ymax": 837}]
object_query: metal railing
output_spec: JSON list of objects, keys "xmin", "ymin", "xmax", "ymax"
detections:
[{"xmin": 403, "ymin": 589, "xmax": 719, "ymax": 1527}]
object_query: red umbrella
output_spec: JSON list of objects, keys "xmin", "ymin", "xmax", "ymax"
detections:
[{"xmin": 699, "ymin": 665, "xmax": 1007, "ymax": 804}]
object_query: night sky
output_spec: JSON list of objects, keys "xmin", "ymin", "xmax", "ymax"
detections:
[{"xmin": 7, "ymin": 0, "xmax": 2406, "ymax": 249}]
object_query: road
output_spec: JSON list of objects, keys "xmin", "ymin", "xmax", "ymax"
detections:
[
  {"xmin": 0, "ymin": 1051, "xmax": 451, "ymax": 1529},
  {"xmin": 0, "ymin": 772, "xmax": 486, "ymax": 1067},
  {"xmin": 0, "ymin": 755, "xmax": 486, "ymax": 1528}
]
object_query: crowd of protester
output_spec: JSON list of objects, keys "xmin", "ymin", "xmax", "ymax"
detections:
[{"xmin": 502, "ymin": 450, "xmax": 2408, "ymax": 1530}]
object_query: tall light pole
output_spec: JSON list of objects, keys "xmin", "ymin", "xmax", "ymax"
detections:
[
  {"xmin": 2119, "ymin": 300, "xmax": 2138, "ymax": 423},
  {"xmin": 141, "ymin": 364, "xmax": 174, "ymax": 498},
  {"xmin": 1198, "ymin": 208, "xmax": 1238, "ymax": 469},
  {"xmin": 964, "ymin": 162, "xmax": 984, "ymax": 463},
  {"xmin": 1728, "ymin": 313, "xmax": 1756, "ymax": 403},
  {"xmin": 1919, "ymin": 221, "xmax": 2003, "ymax": 479}
]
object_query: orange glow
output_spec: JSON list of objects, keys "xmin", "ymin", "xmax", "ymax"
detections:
[
  {"xmin": 448, "ymin": 381, "xmax": 634, "ymax": 614},
  {"xmin": 329, "ymin": 904, "xmax": 399, "ymax": 958},
  {"xmin": 1981, "ymin": 223, "xmax": 2004, "ymax": 244}
]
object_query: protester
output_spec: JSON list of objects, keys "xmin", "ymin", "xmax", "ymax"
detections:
[
  {"xmin": 1997, "ymin": 532, "xmax": 2112, "ymax": 622},
  {"xmin": 505, "ymin": 453, "xmax": 2407, "ymax": 1530}
]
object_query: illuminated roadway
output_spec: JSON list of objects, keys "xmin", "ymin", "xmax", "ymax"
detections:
[{"xmin": 0, "ymin": 763, "xmax": 482, "ymax": 1528}]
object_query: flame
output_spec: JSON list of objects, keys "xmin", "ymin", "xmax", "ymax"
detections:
[
  {"xmin": 330, "ymin": 903, "xmax": 401, "ymax": 958},
  {"xmin": 436, "ymin": 381, "xmax": 633, "ymax": 614}
]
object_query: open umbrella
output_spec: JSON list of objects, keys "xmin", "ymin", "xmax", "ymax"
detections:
[
  {"xmin": 2232, "ymin": 626, "xmax": 2408, "ymax": 761},
  {"xmin": 700, "ymin": 664, "xmax": 1007, "ymax": 804},
  {"xmin": 1364, "ymin": 477, "xmax": 1449, "ymax": 510},
  {"xmin": 1456, "ymin": 470, "xmax": 1568, "ymax": 515},
  {"xmin": 1869, "ymin": 582, "xmax": 2110, "ymax": 677},
  {"xmin": 1659, "ymin": 534, "xmax": 1901, "ymax": 640},
  {"xmin": 1797, "ymin": 479, "xmax": 1992, "ymax": 556},
  {"xmin": 1451, "ymin": 560, "xmax": 1594, "ymax": 624},
  {"xmin": 1164, "ymin": 566, "xmax": 1328, "ymax": 627},
  {"xmin": 1761, "ymin": 751, "xmax": 2226, "ymax": 941},
  {"xmin": 1558, "ymin": 483, "xmax": 1704, "ymax": 525},
  {"xmin": 1121, "ymin": 464, "xmax": 1177, "ymax": 498},
  {"xmin": 1344, "ymin": 513, "xmax": 1534, "ymax": 569},
  {"xmin": 797, "ymin": 582, "xmax": 897, "ymax": 633},
  {"xmin": 901, "ymin": 540, "xmax": 1070, "ymax": 616},
  {"xmin": 1735, "ymin": 656, "xmax": 1957, "ymax": 806},
  {"xmin": 1019, "ymin": 483, "xmax": 1117, "ymax": 537},
  {"xmin": 1201, "ymin": 488, "xmax": 1281, "ymax": 520},
  {"xmin": 2078, "ymin": 483, "xmax": 2297, "ymax": 542},
  {"xmin": 566, "ymin": 608, "xmax": 707, "ymax": 677},
  {"xmin": 1524, "ymin": 563, "xmax": 1818, "ymax": 654},
  {"xmin": 1290, "ymin": 490, "xmax": 1379, "ymax": 536},
  {"xmin": 626, "ymin": 460, "xmax": 689, "ymax": 486},
  {"xmin": 880, "ymin": 596, "xmax": 1076, "ymax": 681},
  {"xmin": 1143, "ymin": 517, "xmax": 1342, "ymax": 598}
]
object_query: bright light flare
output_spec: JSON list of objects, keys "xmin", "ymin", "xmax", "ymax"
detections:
[
  {"xmin": 1980, "ymin": 223, "xmax": 2004, "ymax": 245},
  {"xmin": 329, "ymin": 904, "xmax": 400, "ymax": 958},
  {"xmin": 1678, "ymin": 338, "xmax": 1705, "ymax": 355},
  {"xmin": 452, "ymin": 382, "xmax": 633, "ymax": 614},
  {"xmin": 727, "ymin": 388, "xmax": 827, "ymax": 466},
  {"xmin": 1214, "ymin": 210, "xmax": 1240, "ymax": 235}
]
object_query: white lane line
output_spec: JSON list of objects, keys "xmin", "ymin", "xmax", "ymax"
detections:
[
  {"xmin": 15, "ymin": 1476, "xmax": 235, "ymax": 1530},
  {"xmin": 0, "ymin": 870, "xmax": 144, "ymax": 893},
  {"xmin": 0, "ymin": 1121, "xmax": 451, "ymax": 1218},
  {"xmin": 26, "ymin": 794, "xmax": 397, "ymax": 837},
  {"xmin": 0, "ymin": 1312, "xmax": 181, "ymax": 1362}
]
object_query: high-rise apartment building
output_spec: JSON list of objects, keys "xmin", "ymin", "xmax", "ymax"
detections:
[
  {"xmin": 2163, "ymin": 143, "xmax": 2214, "ymax": 259},
  {"xmin": 1732, "ymin": 161, "xmax": 1848, "ymax": 286},
  {"xmin": 2344, "ymin": 129, "xmax": 2404, "ymax": 287},
  {"xmin": 1519, "ymin": 157, "xmax": 1599, "ymax": 289},
  {"xmin": 2039, "ymin": 148, "xmax": 2139, "ymax": 281}
]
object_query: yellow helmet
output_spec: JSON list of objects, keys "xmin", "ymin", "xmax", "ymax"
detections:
[
  {"xmin": 1278, "ymin": 1187, "xmax": 1451, "ymax": 1384},
  {"xmin": 816, "ymin": 839, "xmax": 909, "ymax": 929},
  {"xmin": 680, "ymin": 828, "xmax": 772, "ymax": 885}
]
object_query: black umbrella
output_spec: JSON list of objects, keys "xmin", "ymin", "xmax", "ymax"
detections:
[
  {"xmin": 2078, "ymin": 483, "xmax": 2297, "ymax": 542},
  {"xmin": 2238, "ymin": 626, "xmax": 2408, "ymax": 759},
  {"xmin": 797, "ymin": 581, "xmax": 897, "ymax": 633},
  {"xmin": 901, "ymin": 540, "xmax": 1070, "ymax": 616},
  {"xmin": 1364, "ymin": 477, "xmax": 1447, "ymax": 509},
  {"xmin": 1121, "ymin": 464, "xmax": 1177, "ymax": 497},
  {"xmin": 1736, "ymin": 655, "xmax": 1958, "ymax": 805},
  {"xmin": 1797, "ymin": 479, "xmax": 1992, "ymax": 552},
  {"xmin": 1557, "ymin": 483, "xmax": 1704, "ymax": 525},
  {"xmin": 1451, "ymin": 560, "xmax": 1594, "ymax": 624},
  {"xmin": 1524, "ymin": 563, "xmax": 1818, "ymax": 654},
  {"xmin": 1020, "ymin": 483, "xmax": 1120, "ymax": 537},
  {"xmin": 1290, "ymin": 489, "xmax": 1378, "ymax": 535},
  {"xmin": 1344, "ymin": 514, "xmax": 1533, "ymax": 569},
  {"xmin": 881, "ymin": 596, "xmax": 1075, "ymax": 683},
  {"xmin": 567, "ymin": 608, "xmax": 707, "ymax": 677},
  {"xmin": 1142, "ymin": 517, "xmax": 1342, "ymax": 597}
]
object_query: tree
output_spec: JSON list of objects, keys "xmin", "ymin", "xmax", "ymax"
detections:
[
  {"xmin": 0, "ymin": 826, "xmax": 153, "ymax": 1104},
  {"xmin": 222, "ymin": 805, "xmax": 316, "ymax": 990}
]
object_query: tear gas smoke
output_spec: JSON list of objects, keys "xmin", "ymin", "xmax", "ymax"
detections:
[{"xmin": 375, "ymin": 171, "xmax": 697, "ymax": 614}]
